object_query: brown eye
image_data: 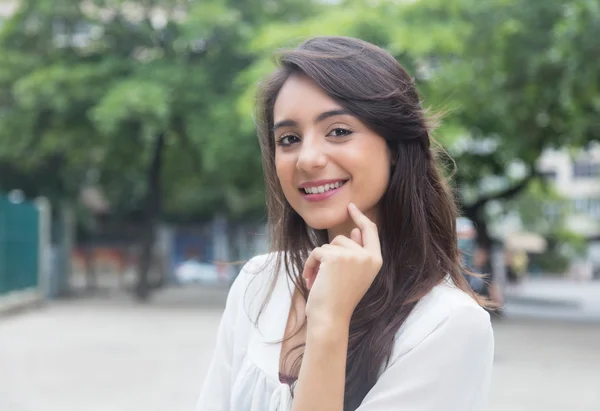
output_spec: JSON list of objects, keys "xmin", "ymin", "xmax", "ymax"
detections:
[
  {"xmin": 277, "ymin": 134, "xmax": 300, "ymax": 147},
  {"xmin": 327, "ymin": 128, "xmax": 352, "ymax": 137}
]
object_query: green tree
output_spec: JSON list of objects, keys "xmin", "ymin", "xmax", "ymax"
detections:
[
  {"xmin": 2, "ymin": 0, "xmax": 598, "ymax": 296},
  {"xmin": 418, "ymin": 0, "xmax": 600, "ymax": 247},
  {"xmin": 0, "ymin": 0, "xmax": 321, "ymax": 299},
  {"xmin": 240, "ymin": 0, "xmax": 600, "ymax": 247}
]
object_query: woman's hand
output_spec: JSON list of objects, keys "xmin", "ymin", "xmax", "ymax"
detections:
[{"xmin": 302, "ymin": 203, "xmax": 383, "ymax": 327}]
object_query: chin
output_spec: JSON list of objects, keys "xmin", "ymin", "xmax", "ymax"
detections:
[{"xmin": 300, "ymin": 211, "xmax": 348, "ymax": 231}]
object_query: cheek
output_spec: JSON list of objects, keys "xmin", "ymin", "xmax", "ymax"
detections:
[
  {"xmin": 369, "ymin": 163, "xmax": 391, "ymax": 190},
  {"xmin": 274, "ymin": 154, "xmax": 286, "ymax": 179},
  {"xmin": 353, "ymin": 147, "xmax": 391, "ymax": 195},
  {"xmin": 354, "ymin": 144, "xmax": 391, "ymax": 178},
  {"xmin": 275, "ymin": 156, "xmax": 296, "ymax": 190}
]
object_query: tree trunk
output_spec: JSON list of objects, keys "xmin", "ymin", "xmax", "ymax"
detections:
[
  {"xmin": 84, "ymin": 243, "xmax": 97, "ymax": 292},
  {"xmin": 463, "ymin": 204, "xmax": 492, "ymax": 251},
  {"xmin": 135, "ymin": 132, "xmax": 166, "ymax": 301}
]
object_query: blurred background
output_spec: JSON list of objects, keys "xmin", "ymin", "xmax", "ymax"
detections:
[{"xmin": 0, "ymin": 0, "xmax": 598, "ymax": 410}]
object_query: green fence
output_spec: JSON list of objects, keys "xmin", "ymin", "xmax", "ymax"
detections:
[{"xmin": 0, "ymin": 195, "xmax": 40, "ymax": 295}]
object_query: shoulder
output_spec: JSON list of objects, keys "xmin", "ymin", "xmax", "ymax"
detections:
[
  {"xmin": 364, "ymin": 281, "xmax": 494, "ymax": 409},
  {"xmin": 392, "ymin": 278, "xmax": 493, "ymax": 359},
  {"xmin": 232, "ymin": 252, "xmax": 280, "ymax": 293},
  {"xmin": 226, "ymin": 252, "xmax": 283, "ymax": 317}
]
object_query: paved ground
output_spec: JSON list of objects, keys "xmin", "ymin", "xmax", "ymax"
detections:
[
  {"xmin": 503, "ymin": 278, "xmax": 600, "ymax": 323},
  {"xmin": 1, "ymin": 286, "xmax": 599, "ymax": 411}
]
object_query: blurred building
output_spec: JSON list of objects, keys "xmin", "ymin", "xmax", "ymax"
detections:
[{"xmin": 537, "ymin": 142, "xmax": 600, "ymax": 273}]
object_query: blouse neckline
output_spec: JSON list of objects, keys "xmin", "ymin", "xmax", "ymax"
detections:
[{"xmin": 250, "ymin": 268, "xmax": 295, "ymax": 385}]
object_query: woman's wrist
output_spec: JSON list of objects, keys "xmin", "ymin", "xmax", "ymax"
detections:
[
  {"xmin": 307, "ymin": 313, "xmax": 351, "ymax": 341},
  {"xmin": 293, "ymin": 312, "xmax": 349, "ymax": 411}
]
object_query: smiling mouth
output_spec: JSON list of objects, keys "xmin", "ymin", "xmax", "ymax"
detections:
[{"xmin": 299, "ymin": 180, "xmax": 348, "ymax": 195}]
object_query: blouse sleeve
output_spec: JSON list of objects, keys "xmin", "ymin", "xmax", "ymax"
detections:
[
  {"xmin": 356, "ymin": 304, "xmax": 494, "ymax": 411},
  {"xmin": 195, "ymin": 261, "xmax": 249, "ymax": 411}
]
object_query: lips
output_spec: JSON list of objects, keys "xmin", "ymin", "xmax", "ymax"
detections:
[
  {"xmin": 299, "ymin": 180, "xmax": 347, "ymax": 194},
  {"xmin": 298, "ymin": 179, "xmax": 348, "ymax": 202}
]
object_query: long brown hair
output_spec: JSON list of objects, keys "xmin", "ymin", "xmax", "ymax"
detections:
[{"xmin": 254, "ymin": 36, "xmax": 484, "ymax": 411}]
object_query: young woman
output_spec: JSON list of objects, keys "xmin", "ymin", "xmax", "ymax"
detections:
[{"xmin": 196, "ymin": 36, "xmax": 494, "ymax": 411}]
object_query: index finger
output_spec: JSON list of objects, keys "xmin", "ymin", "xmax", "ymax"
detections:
[{"xmin": 347, "ymin": 203, "xmax": 381, "ymax": 252}]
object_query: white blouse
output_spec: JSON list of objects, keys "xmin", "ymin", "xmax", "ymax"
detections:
[{"xmin": 196, "ymin": 254, "xmax": 494, "ymax": 411}]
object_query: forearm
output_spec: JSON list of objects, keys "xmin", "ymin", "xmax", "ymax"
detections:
[{"xmin": 291, "ymin": 319, "xmax": 350, "ymax": 411}]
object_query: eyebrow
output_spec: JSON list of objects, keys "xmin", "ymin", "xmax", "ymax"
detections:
[{"xmin": 273, "ymin": 109, "xmax": 351, "ymax": 132}]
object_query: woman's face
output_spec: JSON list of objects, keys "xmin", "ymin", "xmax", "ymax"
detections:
[{"xmin": 273, "ymin": 74, "xmax": 392, "ymax": 234}]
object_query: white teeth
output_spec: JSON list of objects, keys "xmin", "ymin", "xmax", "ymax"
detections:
[{"xmin": 303, "ymin": 181, "xmax": 345, "ymax": 194}]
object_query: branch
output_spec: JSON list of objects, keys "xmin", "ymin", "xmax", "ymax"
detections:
[{"xmin": 464, "ymin": 170, "xmax": 537, "ymax": 214}]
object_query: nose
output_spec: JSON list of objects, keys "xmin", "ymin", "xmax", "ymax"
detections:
[{"xmin": 296, "ymin": 136, "xmax": 327, "ymax": 171}]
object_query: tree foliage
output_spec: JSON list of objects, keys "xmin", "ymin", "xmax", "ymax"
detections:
[
  {"xmin": 0, "ymin": 0, "xmax": 321, "ymax": 216},
  {"xmin": 0, "ymin": 0, "xmax": 322, "ymax": 298},
  {"xmin": 0, "ymin": 0, "xmax": 597, "ymax": 263},
  {"xmin": 240, "ymin": 0, "xmax": 600, "ymax": 246}
]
